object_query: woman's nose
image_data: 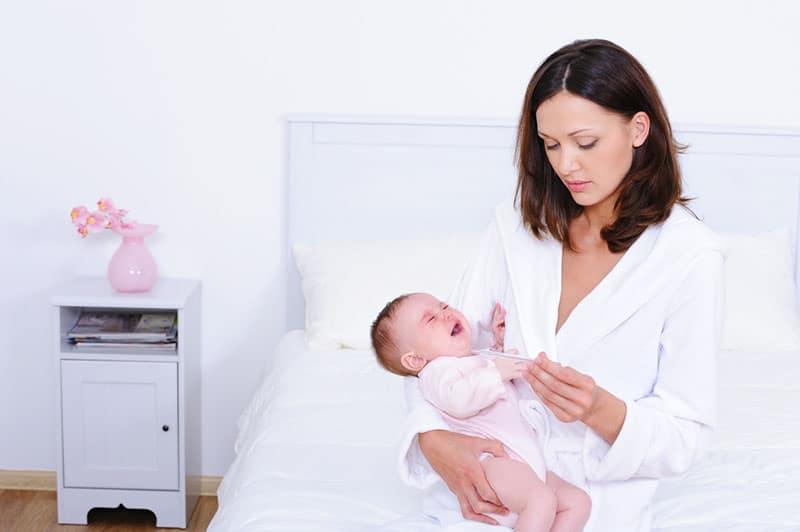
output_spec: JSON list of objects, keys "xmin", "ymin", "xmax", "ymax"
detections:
[{"xmin": 556, "ymin": 149, "xmax": 580, "ymax": 176}]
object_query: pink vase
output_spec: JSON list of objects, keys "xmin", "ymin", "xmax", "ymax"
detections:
[{"xmin": 108, "ymin": 223, "xmax": 159, "ymax": 292}]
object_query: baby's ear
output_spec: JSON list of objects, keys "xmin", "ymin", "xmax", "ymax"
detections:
[{"xmin": 400, "ymin": 351, "xmax": 427, "ymax": 373}]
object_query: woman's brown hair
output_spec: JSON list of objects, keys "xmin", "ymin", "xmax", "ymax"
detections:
[{"xmin": 515, "ymin": 39, "xmax": 689, "ymax": 252}]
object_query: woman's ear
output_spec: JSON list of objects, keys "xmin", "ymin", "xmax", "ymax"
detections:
[
  {"xmin": 400, "ymin": 351, "xmax": 427, "ymax": 373},
  {"xmin": 631, "ymin": 111, "xmax": 650, "ymax": 148}
]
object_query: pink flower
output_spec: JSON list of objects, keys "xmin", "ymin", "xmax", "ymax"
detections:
[
  {"xmin": 70, "ymin": 197, "xmax": 140, "ymax": 238},
  {"xmin": 84, "ymin": 212, "xmax": 108, "ymax": 233},
  {"xmin": 70, "ymin": 206, "xmax": 89, "ymax": 225},
  {"xmin": 106, "ymin": 211, "xmax": 124, "ymax": 230},
  {"xmin": 97, "ymin": 198, "xmax": 116, "ymax": 213}
]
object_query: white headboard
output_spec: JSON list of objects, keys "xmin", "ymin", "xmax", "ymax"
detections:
[{"xmin": 286, "ymin": 115, "xmax": 800, "ymax": 329}]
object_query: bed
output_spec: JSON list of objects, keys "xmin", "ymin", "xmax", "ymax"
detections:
[{"xmin": 209, "ymin": 116, "xmax": 800, "ymax": 532}]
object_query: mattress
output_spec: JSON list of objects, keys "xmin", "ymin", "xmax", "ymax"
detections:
[{"xmin": 209, "ymin": 331, "xmax": 800, "ymax": 532}]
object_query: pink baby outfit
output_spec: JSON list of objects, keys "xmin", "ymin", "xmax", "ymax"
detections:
[{"xmin": 417, "ymin": 355, "xmax": 546, "ymax": 481}]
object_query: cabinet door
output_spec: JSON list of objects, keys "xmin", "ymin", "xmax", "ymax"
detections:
[{"xmin": 61, "ymin": 360, "xmax": 179, "ymax": 490}]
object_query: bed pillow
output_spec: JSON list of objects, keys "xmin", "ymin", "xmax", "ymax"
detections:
[
  {"xmin": 293, "ymin": 234, "xmax": 481, "ymax": 350},
  {"xmin": 720, "ymin": 229, "xmax": 800, "ymax": 351},
  {"xmin": 294, "ymin": 229, "xmax": 800, "ymax": 352}
]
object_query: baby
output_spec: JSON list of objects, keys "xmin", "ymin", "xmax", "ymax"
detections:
[{"xmin": 370, "ymin": 292, "xmax": 591, "ymax": 532}]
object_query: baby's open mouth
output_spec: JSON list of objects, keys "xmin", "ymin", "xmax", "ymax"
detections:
[{"xmin": 451, "ymin": 322, "xmax": 462, "ymax": 336}]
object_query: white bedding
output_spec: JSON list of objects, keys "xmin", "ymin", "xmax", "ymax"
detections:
[{"xmin": 210, "ymin": 331, "xmax": 800, "ymax": 532}]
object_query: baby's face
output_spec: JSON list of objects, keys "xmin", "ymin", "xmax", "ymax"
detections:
[{"xmin": 392, "ymin": 293, "xmax": 472, "ymax": 360}]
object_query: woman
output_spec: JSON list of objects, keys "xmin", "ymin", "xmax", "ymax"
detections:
[{"xmin": 399, "ymin": 39, "xmax": 724, "ymax": 531}]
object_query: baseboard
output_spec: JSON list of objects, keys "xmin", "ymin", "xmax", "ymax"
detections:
[
  {"xmin": 0, "ymin": 470, "xmax": 222, "ymax": 496},
  {"xmin": 0, "ymin": 470, "xmax": 55, "ymax": 491},
  {"xmin": 198, "ymin": 476, "xmax": 222, "ymax": 496}
]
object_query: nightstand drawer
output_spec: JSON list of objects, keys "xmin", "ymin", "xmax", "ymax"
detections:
[{"xmin": 60, "ymin": 360, "xmax": 179, "ymax": 490}]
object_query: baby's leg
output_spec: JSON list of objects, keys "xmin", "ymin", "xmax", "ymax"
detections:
[
  {"xmin": 481, "ymin": 456, "xmax": 556, "ymax": 532},
  {"xmin": 545, "ymin": 472, "xmax": 592, "ymax": 532}
]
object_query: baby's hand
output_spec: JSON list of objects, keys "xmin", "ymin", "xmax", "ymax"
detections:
[
  {"xmin": 493, "ymin": 357, "xmax": 526, "ymax": 381},
  {"xmin": 490, "ymin": 303, "xmax": 507, "ymax": 350}
]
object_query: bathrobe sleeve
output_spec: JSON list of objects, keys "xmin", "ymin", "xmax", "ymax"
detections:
[
  {"xmin": 398, "ymin": 377, "xmax": 449, "ymax": 488},
  {"xmin": 419, "ymin": 357, "xmax": 506, "ymax": 419},
  {"xmin": 397, "ymin": 219, "xmax": 511, "ymax": 488},
  {"xmin": 582, "ymin": 251, "xmax": 724, "ymax": 481}
]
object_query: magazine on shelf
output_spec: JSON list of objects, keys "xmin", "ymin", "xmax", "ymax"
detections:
[
  {"xmin": 72, "ymin": 341, "xmax": 177, "ymax": 352},
  {"xmin": 67, "ymin": 310, "xmax": 177, "ymax": 343}
]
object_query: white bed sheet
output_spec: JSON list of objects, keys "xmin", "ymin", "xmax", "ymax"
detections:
[{"xmin": 209, "ymin": 331, "xmax": 800, "ymax": 532}]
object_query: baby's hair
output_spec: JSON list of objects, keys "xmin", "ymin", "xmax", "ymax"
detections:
[{"xmin": 370, "ymin": 293, "xmax": 416, "ymax": 377}]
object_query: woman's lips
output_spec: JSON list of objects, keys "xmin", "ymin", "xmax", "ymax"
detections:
[{"xmin": 566, "ymin": 180, "xmax": 590, "ymax": 192}]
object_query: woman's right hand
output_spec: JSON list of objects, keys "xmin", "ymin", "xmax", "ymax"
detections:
[{"xmin": 418, "ymin": 430, "xmax": 509, "ymax": 524}]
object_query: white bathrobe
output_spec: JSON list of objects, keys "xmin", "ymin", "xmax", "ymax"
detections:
[{"xmin": 399, "ymin": 200, "xmax": 724, "ymax": 531}]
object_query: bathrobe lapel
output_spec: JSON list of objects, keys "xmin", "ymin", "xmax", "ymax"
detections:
[
  {"xmin": 495, "ymin": 202, "xmax": 561, "ymax": 361},
  {"xmin": 495, "ymin": 203, "xmax": 722, "ymax": 366},
  {"xmin": 554, "ymin": 224, "xmax": 660, "ymax": 363}
]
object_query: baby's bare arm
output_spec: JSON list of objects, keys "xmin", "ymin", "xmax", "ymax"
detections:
[{"xmin": 490, "ymin": 303, "xmax": 506, "ymax": 350}]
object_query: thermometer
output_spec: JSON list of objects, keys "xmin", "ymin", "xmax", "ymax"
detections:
[{"xmin": 471, "ymin": 348, "xmax": 531, "ymax": 361}]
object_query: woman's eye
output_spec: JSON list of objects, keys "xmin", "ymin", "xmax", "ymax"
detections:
[
  {"xmin": 545, "ymin": 144, "xmax": 559, "ymax": 151},
  {"xmin": 578, "ymin": 140, "xmax": 597, "ymax": 150}
]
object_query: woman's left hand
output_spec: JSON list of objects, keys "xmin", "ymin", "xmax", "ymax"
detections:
[
  {"xmin": 524, "ymin": 352, "xmax": 627, "ymax": 444},
  {"xmin": 523, "ymin": 352, "xmax": 600, "ymax": 423}
]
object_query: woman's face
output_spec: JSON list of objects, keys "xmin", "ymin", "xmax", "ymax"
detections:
[{"xmin": 535, "ymin": 90, "xmax": 648, "ymax": 213}]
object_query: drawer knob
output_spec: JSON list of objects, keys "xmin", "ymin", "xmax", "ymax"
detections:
[{"xmin": 162, "ymin": 425, "xmax": 170, "ymax": 432}]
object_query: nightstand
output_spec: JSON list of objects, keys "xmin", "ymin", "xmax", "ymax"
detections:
[{"xmin": 51, "ymin": 278, "xmax": 201, "ymax": 528}]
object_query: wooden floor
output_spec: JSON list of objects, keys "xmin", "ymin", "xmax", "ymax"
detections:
[{"xmin": 0, "ymin": 490, "xmax": 218, "ymax": 532}]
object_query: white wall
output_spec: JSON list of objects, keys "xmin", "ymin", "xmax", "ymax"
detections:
[{"xmin": 0, "ymin": 0, "xmax": 797, "ymax": 477}]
